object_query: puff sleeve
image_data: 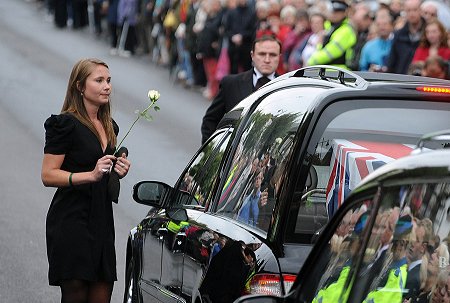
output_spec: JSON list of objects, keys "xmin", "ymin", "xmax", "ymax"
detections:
[{"xmin": 44, "ymin": 114, "xmax": 75, "ymax": 154}]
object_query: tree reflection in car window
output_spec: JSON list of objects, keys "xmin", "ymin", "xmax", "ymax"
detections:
[{"xmin": 175, "ymin": 130, "xmax": 231, "ymax": 209}]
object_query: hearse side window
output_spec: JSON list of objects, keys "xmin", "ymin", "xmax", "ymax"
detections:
[
  {"xmin": 215, "ymin": 87, "xmax": 324, "ymax": 232},
  {"xmin": 174, "ymin": 129, "xmax": 231, "ymax": 209},
  {"xmin": 288, "ymin": 100, "xmax": 450, "ymax": 243},
  {"xmin": 300, "ymin": 196, "xmax": 375, "ymax": 303},
  {"xmin": 356, "ymin": 181, "xmax": 450, "ymax": 303}
]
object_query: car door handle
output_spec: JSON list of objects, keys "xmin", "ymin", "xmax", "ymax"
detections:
[
  {"xmin": 172, "ymin": 232, "xmax": 186, "ymax": 253},
  {"xmin": 157, "ymin": 227, "xmax": 168, "ymax": 240}
]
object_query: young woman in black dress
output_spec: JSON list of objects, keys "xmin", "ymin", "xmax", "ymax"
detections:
[{"xmin": 41, "ymin": 58, "xmax": 131, "ymax": 303}]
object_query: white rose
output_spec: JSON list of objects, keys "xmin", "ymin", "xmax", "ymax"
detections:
[{"xmin": 148, "ymin": 90, "xmax": 160, "ymax": 101}]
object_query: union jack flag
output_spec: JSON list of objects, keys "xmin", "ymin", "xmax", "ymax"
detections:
[{"xmin": 326, "ymin": 140, "xmax": 415, "ymax": 217}]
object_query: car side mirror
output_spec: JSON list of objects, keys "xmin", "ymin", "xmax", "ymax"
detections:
[{"xmin": 133, "ymin": 181, "xmax": 172, "ymax": 207}]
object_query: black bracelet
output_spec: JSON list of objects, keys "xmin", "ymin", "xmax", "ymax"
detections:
[{"xmin": 69, "ymin": 172, "xmax": 74, "ymax": 187}]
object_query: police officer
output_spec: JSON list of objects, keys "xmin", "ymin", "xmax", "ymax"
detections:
[
  {"xmin": 363, "ymin": 214, "xmax": 413, "ymax": 303},
  {"xmin": 307, "ymin": 0, "xmax": 356, "ymax": 69},
  {"xmin": 312, "ymin": 212, "xmax": 369, "ymax": 303}
]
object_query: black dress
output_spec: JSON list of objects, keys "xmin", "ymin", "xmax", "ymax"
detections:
[{"xmin": 44, "ymin": 113, "xmax": 119, "ymax": 286}]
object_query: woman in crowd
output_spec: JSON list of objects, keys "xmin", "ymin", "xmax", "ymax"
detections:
[
  {"xmin": 415, "ymin": 243, "xmax": 450, "ymax": 303},
  {"xmin": 411, "ymin": 19, "xmax": 450, "ymax": 64},
  {"xmin": 288, "ymin": 11, "xmax": 325, "ymax": 71}
]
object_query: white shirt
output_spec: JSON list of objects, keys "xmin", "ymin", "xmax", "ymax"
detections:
[
  {"xmin": 253, "ymin": 69, "xmax": 276, "ymax": 87},
  {"xmin": 408, "ymin": 259, "xmax": 422, "ymax": 271}
]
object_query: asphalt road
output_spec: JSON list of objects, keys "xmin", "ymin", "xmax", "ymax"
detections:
[{"xmin": 0, "ymin": 0, "xmax": 210, "ymax": 301}]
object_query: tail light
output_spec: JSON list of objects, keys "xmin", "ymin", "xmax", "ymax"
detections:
[
  {"xmin": 245, "ymin": 274, "xmax": 297, "ymax": 297},
  {"xmin": 416, "ymin": 86, "xmax": 450, "ymax": 94}
]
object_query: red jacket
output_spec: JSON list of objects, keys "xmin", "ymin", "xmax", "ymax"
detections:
[{"xmin": 412, "ymin": 46, "xmax": 450, "ymax": 63}]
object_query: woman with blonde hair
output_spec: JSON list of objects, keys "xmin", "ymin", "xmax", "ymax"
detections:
[{"xmin": 416, "ymin": 243, "xmax": 450, "ymax": 302}]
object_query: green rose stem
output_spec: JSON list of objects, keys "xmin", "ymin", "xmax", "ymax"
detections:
[{"xmin": 114, "ymin": 91, "xmax": 160, "ymax": 155}]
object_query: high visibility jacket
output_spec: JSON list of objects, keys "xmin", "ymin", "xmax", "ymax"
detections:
[
  {"xmin": 167, "ymin": 220, "xmax": 189, "ymax": 233},
  {"xmin": 363, "ymin": 259, "xmax": 408, "ymax": 303},
  {"xmin": 313, "ymin": 265, "xmax": 351, "ymax": 303},
  {"xmin": 307, "ymin": 18, "xmax": 356, "ymax": 69}
]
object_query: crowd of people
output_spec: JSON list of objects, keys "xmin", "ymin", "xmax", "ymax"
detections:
[
  {"xmin": 37, "ymin": 0, "xmax": 450, "ymax": 101},
  {"xmin": 319, "ymin": 200, "xmax": 450, "ymax": 303}
]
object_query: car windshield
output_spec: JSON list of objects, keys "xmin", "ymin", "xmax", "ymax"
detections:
[
  {"xmin": 288, "ymin": 99, "xmax": 450, "ymax": 243},
  {"xmin": 214, "ymin": 87, "xmax": 324, "ymax": 231}
]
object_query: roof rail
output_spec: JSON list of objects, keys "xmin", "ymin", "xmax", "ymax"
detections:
[
  {"xmin": 293, "ymin": 65, "xmax": 367, "ymax": 88},
  {"xmin": 412, "ymin": 129, "xmax": 450, "ymax": 154}
]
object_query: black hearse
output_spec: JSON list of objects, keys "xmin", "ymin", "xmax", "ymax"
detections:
[
  {"xmin": 124, "ymin": 66, "xmax": 450, "ymax": 303},
  {"xmin": 235, "ymin": 140, "xmax": 450, "ymax": 303}
]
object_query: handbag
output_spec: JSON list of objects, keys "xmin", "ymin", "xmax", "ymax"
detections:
[
  {"xmin": 163, "ymin": 9, "xmax": 179, "ymax": 30},
  {"xmin": 107, "ymin": 146, "xmax": 128, "ymax": 203},
  {"xmin": 108, "ymin": 171, "xmax": 120, "ymax": 203}
]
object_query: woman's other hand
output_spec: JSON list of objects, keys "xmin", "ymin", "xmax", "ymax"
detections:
[{"xmin": 114, "ymin": 153, "xmax": 130, "ymax": 178}]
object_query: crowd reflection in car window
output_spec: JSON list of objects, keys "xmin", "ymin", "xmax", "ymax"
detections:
[
  {"xmin": 313, "ymin": 205, "xmax": 371, "ymax": 303},
  {"xmin": 217, "ymin": 137, "xmax": 295, "ymax": 231},
  {"xmin": 214, "ymin": 102, "xmax": 300, "ymax": 232},
  {"xmin": 237, "ymin": 168, "xmax": 266, "ymax": 226},
  {"xmin": 219, "ymin": 146, "xmax": 291, "ymax": 230},
  {"xmin": 364, "ymin": 214, "xmax": 412, "ymax": 303},
  {"xmin": 304, "ymin": 182, "xmax": 450, "ymax": 303}
]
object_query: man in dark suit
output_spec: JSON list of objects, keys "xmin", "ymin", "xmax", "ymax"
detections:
[
  {"xmin": 403, "ymin": 220, "xmax": 430, "ymax": 302},
  {"xmin": 386, "ymin": 0, "xmax": 425, "ymax": 74},
  {"xmin": 200, "ymin": 35, "xmax": 281, "ymax": 144},
  {"xmin": 359, "ymin": 208, "xmax": 395, "ymax": 297}
]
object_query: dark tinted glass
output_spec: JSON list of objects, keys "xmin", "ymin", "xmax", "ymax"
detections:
[
  {"xmin": 299, "ymin": 180, "xmax": 450, "ymax": 303},
  {"xmin": 215, "ymin": 87, "xmax": 325, "ymax": 232},
  {"xmin": 174, "ymin": 129, "xmax": 232, "ymax": 209},
  {"xmin": 288, "ymin": 100, "xmax": 450, "ymax": 243}
]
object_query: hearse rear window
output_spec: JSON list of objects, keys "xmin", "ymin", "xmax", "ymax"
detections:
[{"xmin": 288, "ymin": 100, "xmax": 450, "ymax": 243}]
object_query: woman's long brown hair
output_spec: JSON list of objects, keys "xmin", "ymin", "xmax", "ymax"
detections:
[{"xmin": 61, "ymin": 58, "xmax": 117, "ymax": 149}]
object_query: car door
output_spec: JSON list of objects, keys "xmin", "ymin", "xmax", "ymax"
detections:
[
  {"xmin": 142, "ymin": 128, "xmax": 232, "ymax": 302},
  {"xmin": 138, "ymin": 208, "xmax": 186, "ymax": 303},
  {"xmin": 173, "ymin": 128, "xmax": 234, "ymax": 300},
  {"xmin": 138, "ymin": 128, "xmax": 232, "ymax": 303}
]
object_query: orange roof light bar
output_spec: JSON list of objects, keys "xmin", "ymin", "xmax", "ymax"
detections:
[{"xmin": 416, "ymin": 86, "xmax": 450, "ymax": 94}]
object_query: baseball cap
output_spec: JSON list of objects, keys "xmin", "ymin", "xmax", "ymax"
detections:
[
  {"xmin": 348, "ymin": 211, "xmax": 369, "ymax": 240},
  {"xmin": 393, "ymin": 214, "xmax": 413, "ymax": 240}
]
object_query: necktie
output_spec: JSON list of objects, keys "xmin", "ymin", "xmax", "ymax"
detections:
[{"xmin": 254, "ymin": 76, "xmax": 271, "ymax": 91}]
